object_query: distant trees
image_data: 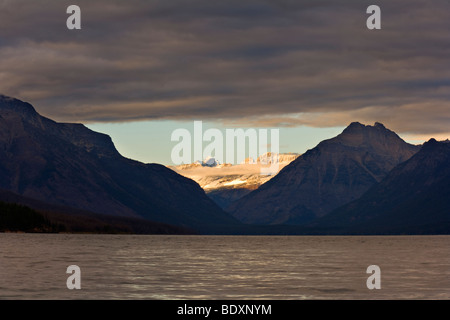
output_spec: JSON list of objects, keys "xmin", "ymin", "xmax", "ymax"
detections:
[
  {"xmin": 0, "ymin": 201, "xmax": 62, "ymax": 233},
  {"xmin": 0, "ymin": 201, "xmax": 192, "ymax": 234}
]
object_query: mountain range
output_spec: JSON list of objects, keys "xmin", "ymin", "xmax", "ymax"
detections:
[
  {"xmin": 0, "ymin": 94, "xmax": 448, "ymax": 235},
  {"xmin": 228, "ymin": 122, "xmax": 420, "ymax": 225},
  {"xmin": 311, "ymin": 138, "xmax": 450, "ymax": 234},
  {"xmin": 0, "ymin": 95, "xmax": 238, "ymax": 233}
]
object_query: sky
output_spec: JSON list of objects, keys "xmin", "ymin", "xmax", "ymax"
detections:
[{"xmin": 0, "ymin": 0, "xmax": 449, "ymax": 164}]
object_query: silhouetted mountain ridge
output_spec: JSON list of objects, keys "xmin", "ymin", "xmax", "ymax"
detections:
[
  {"xmin": 312, "ymin": 139, "xmax": 450, "ymax": 234},
  {"xmin": 228, "ymin": 121, "xmax": 420, "ymax": 225},
  {"xmin": 0, "ymin": 95, "xmax": 239, "ymax": 233}
]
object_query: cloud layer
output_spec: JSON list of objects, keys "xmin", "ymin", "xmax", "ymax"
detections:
[{"xmin": 0, "ymin": 0, "xmax": 449, "ymax": 135}]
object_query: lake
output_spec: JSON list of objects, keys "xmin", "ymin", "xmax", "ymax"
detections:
[{"xmin": 0, "ymin": 234, "xmax": 448, "ymax": 299}]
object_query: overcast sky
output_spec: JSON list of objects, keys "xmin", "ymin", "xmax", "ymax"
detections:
[{"xmin": 0, "ymin": 0, "xmax": 449, "ymax": 163}]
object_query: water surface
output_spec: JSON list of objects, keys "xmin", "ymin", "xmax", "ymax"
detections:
[{"xmin": 0, "ymin": 234, "xmax": 448, "ymax": 299}]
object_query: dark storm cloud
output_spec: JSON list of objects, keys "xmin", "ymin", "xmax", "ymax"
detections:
[{"xmin": 0, "ymin": 0, "xmax": 449, "ymax": 135}]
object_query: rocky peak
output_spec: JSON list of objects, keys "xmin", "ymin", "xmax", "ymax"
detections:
[
  {"xmin": 340, "ymin": 121, "xmax": 392, "ymax": 138},
  {"xmin": 0, "ymin": 95, "xmax": 39, "ymax": 120},
  {"xmin": 329, "ymin": 121, "xmax": 407, "ymax": 152},
  {"xmin": 374, "ymin": 122, "xmax": 386, "ymax": 129},
  {"xmin": 0, "ymin": 94, "xmax": 119, "ymax": 158}
]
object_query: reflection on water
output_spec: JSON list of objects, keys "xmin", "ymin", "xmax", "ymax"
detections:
[{"xmin": 0, "ymin": 234, "xmax": 449, "ymax": 299}]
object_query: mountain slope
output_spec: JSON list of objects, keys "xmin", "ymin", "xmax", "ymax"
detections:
[
  {"xmin": 312, "ymin": 139, "xmax": 450, "ymax": 234},
  {"xmin": 228, "ymin": 122, "xmax": 420, "ymax": 225},
  {"xmin": 0, "ymin": 95, "xmax": 238, "ymax": 233},
  {"xmin": 0, "ymin": 189, "xmax": 194, "ymax": 234},
  {"xmin": 0, "ymin": 201, "xmax": 60, "ymax": 233}
]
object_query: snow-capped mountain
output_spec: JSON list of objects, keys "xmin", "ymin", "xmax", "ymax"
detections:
[
  {"xmin": 202, "ymin": 156, "xmax": 221, "ymax": 167},
  {"xmin": 169, "ymin": 153, "xmax": 300, "ymax": 208},
  {"xmin": 242, "ymin": 152, "xmax": 299, "ymax": 165}
]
